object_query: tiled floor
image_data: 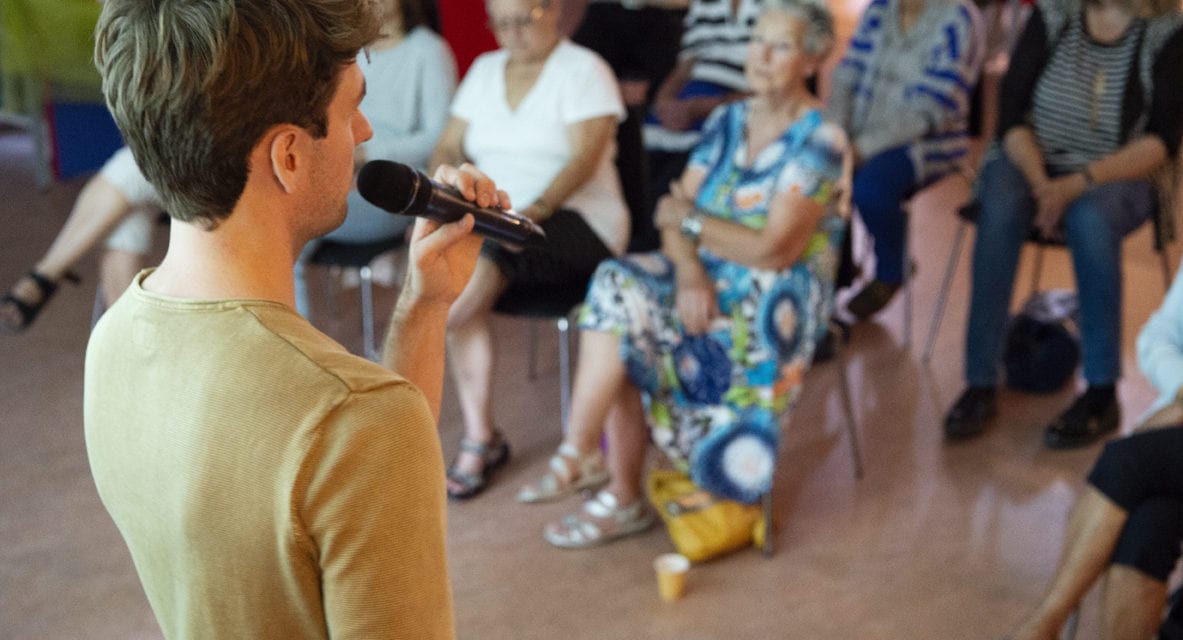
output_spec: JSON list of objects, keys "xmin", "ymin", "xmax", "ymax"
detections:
[{"xmin": 1, "ymin": 9, "xmax": 1179, "ymax": 638}]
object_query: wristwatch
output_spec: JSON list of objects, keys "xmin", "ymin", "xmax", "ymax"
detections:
[{"xmin": 680, "ymin": 209, "xmax": 705, "ymax": 244}]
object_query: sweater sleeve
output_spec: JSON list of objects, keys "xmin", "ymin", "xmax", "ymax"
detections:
[
  {"xmin": 1147, "ymin": 26, "xmax": 1183, "ymax": 158},
  {"xmin": 1137, "ymin": 264, "xmax": 1183, "ymax": 406},
  {"xmin": 996, "ymin": 6, "xmax": 1050, "ymax": 139},
  {"xmin": 855, "ymin": 1, "xmax": 984, "ymax": 159},
  {"xmin": 302, "ymin": 382, "xmax": 454, "ymax": 640},
  {"xmin": 824, "ymin": 0, "xmax": 878, "ymax": 132}
]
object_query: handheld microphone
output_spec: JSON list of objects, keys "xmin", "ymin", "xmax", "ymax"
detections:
[{"xmin": 357, "ymin": 160, "xmax": 546, "ymax": 248}]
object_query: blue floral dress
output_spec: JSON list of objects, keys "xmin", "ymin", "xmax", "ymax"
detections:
[{"xmin": 578, "ymin": 102, "xmax": 849, "ymax": 503}]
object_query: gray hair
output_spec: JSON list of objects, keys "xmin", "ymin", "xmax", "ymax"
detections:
[
  {"xmin": 763, "ymin": 0, "xmax": 837, "ymax": 59},
  {"xmin": 95, "ymin": 0, "xmax": 380, "ymax": 228}
]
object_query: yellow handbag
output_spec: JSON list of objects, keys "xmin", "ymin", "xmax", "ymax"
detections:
[{"xmin": 646, "ymin": 468, "xmax": 766, "ymax": 563}]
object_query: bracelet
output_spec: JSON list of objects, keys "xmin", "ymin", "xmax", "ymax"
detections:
[
  {"xmin": 533, "ymin": 197, "xmax": 556, "ymax": 218},
  {"xmin": 1081, "ymin": 166, "xmax": 1096, "ymax": 188},
  {"xmin": 680, "ymin": 209, "xmax": 705, "ymax": 244}
]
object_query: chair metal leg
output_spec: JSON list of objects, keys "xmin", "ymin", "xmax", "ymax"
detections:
[
  {"xmin": 91, "ymin": 284, "xmax": 106, "ymax": 331},
  {"xmin": 360, "ymin": 266, "xmax": 377, "ymax": 362},
  {"xmin": 761, "ymin": 490, "xmax": 774, "ymax": 557},
  {"xmin": 1161, "ymin": 247, "xmax": 1175, "ymax": 291},
  {"xmin": 1028, "ymin": 245, "xmax": 1045, "ymax": 298},
  {"xmin": 18, "ymin": 76, "xmax": 54, "ymax": 191},
  {"xmin": 903, "ymin": 210, "xmax": 914, "ymax": 349},
  {"xmin": 527, "ymin": 321, "xmax": 539, "ymax": 380},
  {"xmin": 1062, "ymin": 608, "xmax": 1079, "ymax": 640},
  {"xmin": 557, "ymin": 315, "xmax": 571, "ymax": 430},
  {"xmin": 922, "ymin": 220, "xmax": 969, "ymax": 363},
  {"xmin": 903, "ymin": 276, "xmax": 913, "ymax": 349},
  {"xmin": 837, "ymin": 350, "xmax": 865, "ymax": 480}
]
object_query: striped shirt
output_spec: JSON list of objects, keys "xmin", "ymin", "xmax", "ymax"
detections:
[
  {"xmin": 644, "ymin": 0, "xmax": 764, "ymax": 152},
  {"xmin": 681, "ymin": 0, "xmax": 765, "ymax": 89},
  {"xmin": 1032, "ymin": 14, "xmax": 1141, "ymax": 173}
]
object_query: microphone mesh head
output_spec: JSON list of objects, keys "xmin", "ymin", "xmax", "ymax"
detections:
[{"xmin": 357, "ymin": 160, "xmax": 418, "ymax": 213}]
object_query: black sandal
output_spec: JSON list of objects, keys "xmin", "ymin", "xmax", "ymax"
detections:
[
  {"xmin": 446, "ymin": 431, "xmax": 510, "ymax": 500},
  {"xmin": 0, "ymin": 271, "xmax": 80, "ymax": 334}
]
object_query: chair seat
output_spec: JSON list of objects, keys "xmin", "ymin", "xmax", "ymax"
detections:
[
  {"xmin": 305, "ymin": 236, "xmax": 404, "ymax": 362},
  {"xmin": 493, "ymin": 280, "xmax": 588, "ymax": 319},
  {"xmin": 310, "ymin": 237, "xmax": 403, "ymax": 269}
]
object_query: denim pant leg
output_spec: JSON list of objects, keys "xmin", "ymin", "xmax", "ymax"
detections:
[
  {"xmin": 1062, "ymin": 180, "xmax": 1154, "ymax": 385},
  {"xmin": 965, "ymin": 155, "xmax": 1035, "ymax": 386},
  {"xmin": 852, "ymin": 146, "xmax": 918, "ymax": 285}
]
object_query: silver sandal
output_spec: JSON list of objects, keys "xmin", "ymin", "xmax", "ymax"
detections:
[
  {"xmin": 543, "ymin": 490, "xmax": 655, "ymax": 549},
  {"xmin": 516, "ymin": 443, "xmax": 609, "ymax": 504}
]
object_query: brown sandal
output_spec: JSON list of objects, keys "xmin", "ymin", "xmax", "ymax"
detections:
[{"xmin": 446, "ymin": 431, "xmax": 510, "ymax": 500}]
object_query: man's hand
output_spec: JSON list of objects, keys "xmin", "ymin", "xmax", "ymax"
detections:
[{"xmin": 402, "ymin": 163, "xmax": 509, "ymax": 307}]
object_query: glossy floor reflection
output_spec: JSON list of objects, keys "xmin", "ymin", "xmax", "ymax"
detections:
[{"xmin": 1, "ymin": 39, "xmax": 1178, "ymax": 640}]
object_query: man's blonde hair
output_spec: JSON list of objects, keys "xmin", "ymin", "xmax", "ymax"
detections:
[{"xmin": 95, "ymin": 0, "xmax": 380, "ymax": 228}]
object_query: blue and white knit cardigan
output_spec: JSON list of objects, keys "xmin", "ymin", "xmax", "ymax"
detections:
[{"xmin": 827, "ymin": 0, "xmax": 985, "ymax": 182}]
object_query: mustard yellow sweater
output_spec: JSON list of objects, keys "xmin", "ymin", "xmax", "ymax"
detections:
[{"xmin": 84, "ymin": 271, "xmax": 454, "ymax": 639}]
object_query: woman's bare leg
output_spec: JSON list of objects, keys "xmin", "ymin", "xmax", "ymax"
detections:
[
  {"xmin": 36, "ymin": 176, "xmax": 134, "ymax": 280},
  {"xmin": 445, "ymin": 258, "xmax": 509, "ymax": 489},
  {"xmin": 2, "ymin": 177, "xmax": 134, "ymax": 329},
  {"xmin": 563, "ymin": 329, "xmax": 629, "ymax": 455},
  {"xmin": 1012, "ymin": 486, "xmax": 1130, "ymax": 640},
  {"xmin": 99, "ymin": 249, "xmax": 146, "ymax": 306},
  {"xmin": 1101, "ymin": 565, "xmax": 1167, "ymax": 640},
  {"xmin": 600, "ymin": 382, "xmax": 648, "ymax": 505}
]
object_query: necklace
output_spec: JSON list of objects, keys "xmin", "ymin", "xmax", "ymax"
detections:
[
  {"xmin": 1089, "ymin": 68, "xmax": 1106, "ymax": 131},
  {"xmin": 1080, "ymin": 5, "xmax": 1136, "ymax": 130}
]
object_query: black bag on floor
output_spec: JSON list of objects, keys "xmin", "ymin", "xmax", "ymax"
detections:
[{"xmin": 1004, "ymin": 290, "xmax": 1080, "ymax": 394}]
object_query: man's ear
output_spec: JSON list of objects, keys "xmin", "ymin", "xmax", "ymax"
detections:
[{"xmin": 268, "ymin": 126, "xmax": 305, "ymax": 194}]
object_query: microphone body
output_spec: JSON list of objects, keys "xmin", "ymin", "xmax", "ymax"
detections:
[{"xmin": 357, "ymin": 160, "xmax": 546, "ymax": 248}]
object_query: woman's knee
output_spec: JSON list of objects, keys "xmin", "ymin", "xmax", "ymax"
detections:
[
  {"xmin": 1111, "ymin": 496, "xmax": 1183, "ymax": 583},
  {"xmin": 852, "ymin": 149, "xmax": 914, "ymax": 220},
  {"xmin": 1063, "ymin": 184, "xmax": 1152, "ymax": 261},
  {"xmin": 1088, "ymin": 433, "xmax": 1167, "ymax": 512},
  {"xmin": 446, "ymin": 259, "xmax": 505, "ymax": 331},
  {"xmin": 975, "ymin": 158, "xmax": 1034, "ymax": 231}
]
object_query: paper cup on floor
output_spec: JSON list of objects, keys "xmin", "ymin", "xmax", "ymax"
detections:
[{"xmin": 654, "ymin": 553, "xmax": 690, "ymax": 602}]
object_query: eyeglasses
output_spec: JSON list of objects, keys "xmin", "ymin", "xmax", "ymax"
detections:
[{"xmin": 488, "ymin": 3, "xmax": 548, "ymax": 31}]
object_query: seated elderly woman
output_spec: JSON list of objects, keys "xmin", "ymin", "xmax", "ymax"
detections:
[
  {"xmin": 292, "ymin": 0, "xmax": 457, "ymax": 316},
  {"xmin": 1010, "ymin": 262, "xmax": 1183, "ymax": 640},
  {"xmin": 826, "ymin": 0, "xmax": 984, "ymax": 321},
  {"xmin": 944, "ymin": 0, "xmax": 1183, "ymax": 444},
  {"xmin": 432, "ymin": 0, "xmax": 630, "ymax": 499},
  {"xmin": 514, "ymin": 0, "xmax": 850, "ymax": 547}
]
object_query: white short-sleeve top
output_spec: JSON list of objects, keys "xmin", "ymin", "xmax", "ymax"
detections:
[{"xmin": 451, "ymin": 40, "xmax": 629, "ymax": 255}]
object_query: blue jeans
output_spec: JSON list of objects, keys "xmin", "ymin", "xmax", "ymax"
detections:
[
  {"xmin": 965, "ymin": 154, "xmax": 1154, "ymax": 387},
  {"xmin": 852, "ymin": 146, "xmax": 921, "ymax": 285}
]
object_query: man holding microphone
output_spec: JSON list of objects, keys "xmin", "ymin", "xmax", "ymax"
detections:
[{"xmin": 83, "ymin": 0, "xmax": 506, "ymax": 637}]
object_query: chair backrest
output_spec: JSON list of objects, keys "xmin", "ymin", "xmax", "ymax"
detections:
[{"xmin": 308, "ymin": 237, "xmax": 404, "ymax": 270}]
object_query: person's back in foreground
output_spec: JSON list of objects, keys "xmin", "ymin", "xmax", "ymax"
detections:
[{"xmin": 83, "ymin": 1, "xmax": 499, "ymax": 637}]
